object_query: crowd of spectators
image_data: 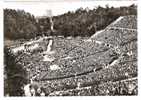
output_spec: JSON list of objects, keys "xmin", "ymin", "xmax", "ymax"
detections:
[
  {"xmin": 7, "ymin": 15, "xmax": 137, "ymax": 96},
  {"xmin": 108, "ymin": 15, "xmax": 137, "ymax": 29}
]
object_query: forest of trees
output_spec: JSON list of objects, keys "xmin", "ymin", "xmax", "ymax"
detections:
[
  {"xmin": 4, "ymin": 47, "xmax": 28, "ymax": 96},
  {"xmin": 4, "ymin": 9, "xmax": 39, "ymax": 40},
  {"xmin": 4, "ymin": 4, "xmax": 137, "ymax": 40}
]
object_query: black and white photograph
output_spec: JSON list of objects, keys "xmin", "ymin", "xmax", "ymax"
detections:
[{"xmin": 3, "ymin": 0, "xmax": 138, "ymax": 96}]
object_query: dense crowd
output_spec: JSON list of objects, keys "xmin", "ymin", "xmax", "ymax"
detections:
[
  {"xmin": 49, "ymin": 78, "xmax": 137, "ymax": 96},
  {"xmin": 6, "ymin": 15, "xmax": 137, "ymax": 96},
  {"xmin": 108, "ymin": 15, "xmax": 137, "ymax": 29},
  {"xmin": 14, "ymin": 30, "xmax": 137, "ymax": 96}
]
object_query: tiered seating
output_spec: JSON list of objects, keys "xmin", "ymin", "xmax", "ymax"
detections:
[
  {"xmin": 108, "ymin": 15, "xmax": 137, "ymax": 29},
  {"xmin": 11, "ymin": 15, "xmax": 137, "ymax": 96},
  {"xmin": 48, "ymin": 77, "xmax": 137, "ymax": 96}
]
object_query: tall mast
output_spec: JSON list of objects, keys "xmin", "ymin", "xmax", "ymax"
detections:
[{"xmin": 46, "ymin": 10, "xmax": 54, "ymax": 32}]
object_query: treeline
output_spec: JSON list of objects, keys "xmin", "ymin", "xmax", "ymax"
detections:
[
  {"xmin": 4, "ymin": 9, "xmax": 39, "ymax": 40},
  {"xmin": 4, "ymin": 4, "xmax": 137, "ymax": 40}
]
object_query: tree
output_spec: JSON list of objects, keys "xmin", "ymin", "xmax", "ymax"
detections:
[
  {"xmin": 4, "ymin": 9, "xmax": 38, "ymax": 40},
  {"xmin": 4, "ymin": 47, "xmax": 28, "ymax": 96}
]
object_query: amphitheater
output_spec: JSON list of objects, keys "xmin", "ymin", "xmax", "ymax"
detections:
[{"xmin": 10, "ymin": 15, "xmax": 137, "ymax": 96}]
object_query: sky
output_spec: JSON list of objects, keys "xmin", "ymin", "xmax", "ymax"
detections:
[{"xmin": 3, "ymin": 0, "xmax": 137, "ymax": 16}]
